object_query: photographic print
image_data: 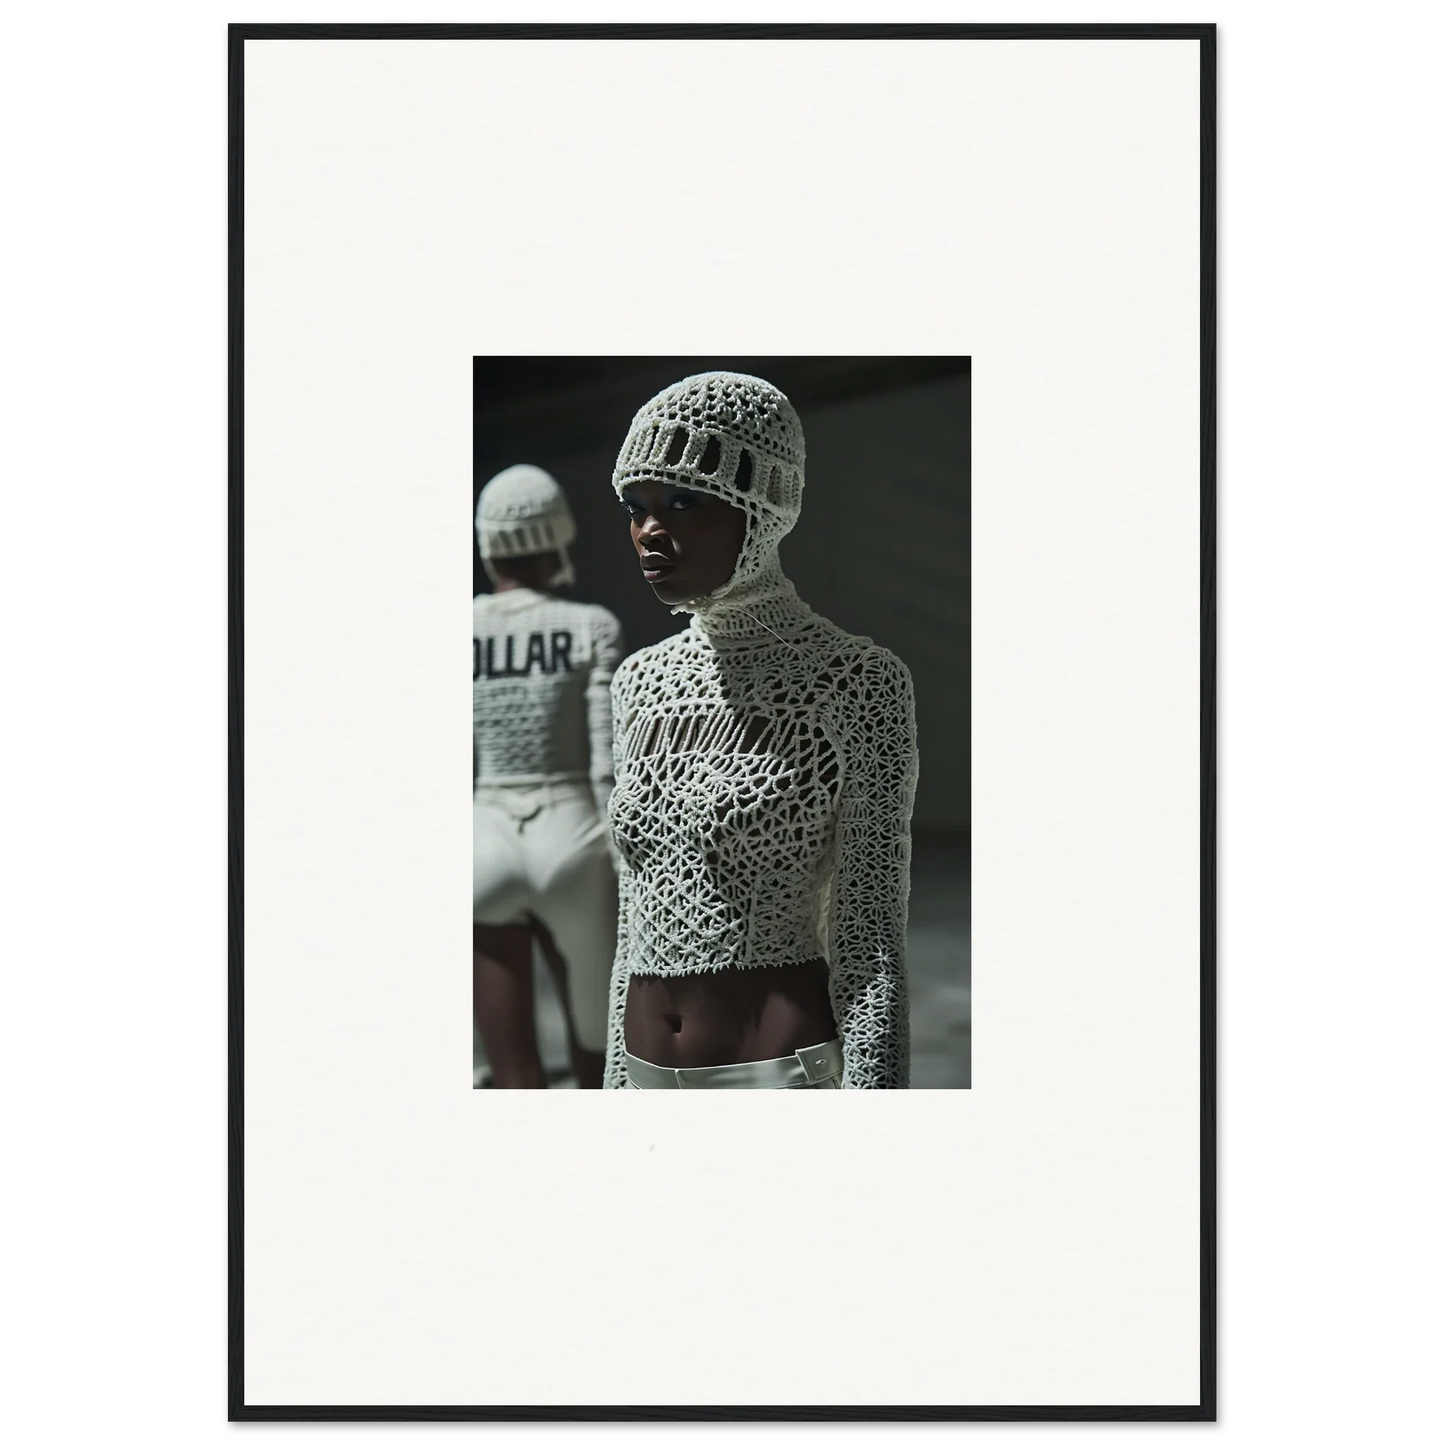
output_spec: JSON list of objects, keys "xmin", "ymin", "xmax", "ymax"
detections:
[{"xmin": 470, "ymin": 359, "xmax": 971, "ymax": 1091}]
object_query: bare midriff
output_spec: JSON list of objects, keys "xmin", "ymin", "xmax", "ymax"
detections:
[{"xmin": 624, "ymin": 957, "xmax": 837, "ymax": 1068}]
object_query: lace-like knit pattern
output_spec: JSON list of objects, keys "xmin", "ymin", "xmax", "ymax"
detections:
[
  {"xmin": 604, "ymin": 373, "xmax": 919, "ymax": 1088},
  {"xmin": 613, "ymin": 371, "xmax": 805, "ymax": 606},
  {"xmin": 473, "ymin": 589, "xmax": 622, "ymax": 814}
]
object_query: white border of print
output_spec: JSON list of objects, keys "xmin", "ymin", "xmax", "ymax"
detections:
[{"xmin": 240, "ymin": 32, "xmax": 1202, "ymax": 1407}]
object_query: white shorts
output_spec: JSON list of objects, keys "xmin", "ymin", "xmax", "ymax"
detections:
[{"xmin": 473, "ymin": 780, "xmax": 616, "ymax": 1052}]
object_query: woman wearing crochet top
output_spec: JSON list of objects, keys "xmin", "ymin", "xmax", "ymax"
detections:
[
  {"xmin": 473, "ymin": 466, "xmax": 623, "ymax": 1088},
  {"xmin": 604, "ymin": 373, "xmax": 919, "ymax": 1089}
]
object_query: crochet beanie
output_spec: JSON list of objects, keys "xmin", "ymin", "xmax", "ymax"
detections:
[
  {"xmin": 476, "ymin": 464, "xmax": 577, "ymax": 587},
  {"xmin": 612, "ymin": 372, "xmax": 805, "ymax": 601}
]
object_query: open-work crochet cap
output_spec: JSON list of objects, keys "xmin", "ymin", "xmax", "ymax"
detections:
[
  {"xmin": 612, "ymin": 372, "xmax": 806, "ymax": 602},
  {"xmin": 476, "ymin": 464, "xmax": 577, "ymax": 585}
]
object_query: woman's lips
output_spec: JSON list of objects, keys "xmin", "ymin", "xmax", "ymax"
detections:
[{"xmin": 640, "ymin": 553, "xmax": 675, "ymax": 582}]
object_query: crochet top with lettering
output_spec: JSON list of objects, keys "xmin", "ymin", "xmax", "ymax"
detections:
[
  {"xmin": 473, "ymin": 588, "xmax": 623, "ymax": 817},
  {"xmin": 603, "ymin": 373, "xmax": 919, "ymax": 1088}
]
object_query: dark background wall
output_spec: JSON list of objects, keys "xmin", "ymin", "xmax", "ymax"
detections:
[{"xmin": 474, "ymin": 358, "xmax": 970, "ymax": 831}]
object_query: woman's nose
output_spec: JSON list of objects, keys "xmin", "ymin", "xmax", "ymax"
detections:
[{"xmin": 637, "ymin": 511, "xmax": 666, "ymax": 541}]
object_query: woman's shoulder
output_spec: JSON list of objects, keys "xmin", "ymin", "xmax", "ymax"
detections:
[
  {"xmin": 472, "ymin": 587, "xmax": 551, "ymax": 620},
  {"xmin": 560, "ymin": 596, "xmax": 620, "ymax": 622},
  {"xmin": 800, "ymin": 634, "xmax": 915, "ymax": 744},
  {"xmin": 611, "ymin": 627, "xmax": 693, "ymax": 692},
  {"xmin": 588, "ymin": 601, "xmax": 624, "ymax": 627},
  {"xmin": 552, "ymin": 597, "xmax": 623, "ymax": 640},
  {"xmin": 802, "ymin": 623, "xmax": 911, "ymax": 690}
]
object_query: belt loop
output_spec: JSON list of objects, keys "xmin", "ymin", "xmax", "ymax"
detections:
[{"xmin": 795, "ymin": 1039, "xmax": 844, "ymax": 1085}]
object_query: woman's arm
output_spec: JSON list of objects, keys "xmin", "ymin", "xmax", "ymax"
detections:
[
  {"xmin": 601, "ymin": 659, "xmax": 636, "ymax": 1089},
  {"xmin": 826, "ymin": 646, "xmax": 919, "ymax": 1088},
  {"xmin": 586, "ymin": 607, "xmax": 624, "ymax": 821},
  {"xmin": 602, "ymin": 866, "xmax": 634, "ymax": 1088}
]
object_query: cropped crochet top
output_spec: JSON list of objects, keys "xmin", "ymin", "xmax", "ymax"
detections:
[
  {"xmin": 603, "ymin": 566, "xmax": 918, "ymax": 1088},
  {"xmin": 472, "ymin": 588, "xmax": 622, "ymax": 814}
]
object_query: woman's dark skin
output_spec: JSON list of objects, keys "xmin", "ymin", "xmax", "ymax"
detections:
[
  {"xmin": 618, "ymin": 480, "xmax": 838, "ymax": 1068},
  {"xmin": 472, "ymin": 549, "xmax": 605, "ymax": 1089},
  {"xmin": 621, "ymin": 478, "xmax": 747, "ymax": 607},
  {"xmin": 472, "ymin": 916, "xmax": 606, "ymax": 1089}
]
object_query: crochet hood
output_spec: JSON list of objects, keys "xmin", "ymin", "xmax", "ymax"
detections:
[{"xmin": 611, "ymin": 372, "xmax": 805, "ymax": 619}]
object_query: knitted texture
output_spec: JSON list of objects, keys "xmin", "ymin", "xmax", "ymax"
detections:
[
  {"xmin": 476, "ymin": 464, "xmax": 578, "ymax": 586},
  {"xmin": 613, "ymin": 371, "xmax": 805, "ymax": 607},
  {"xmin": 473, "ymin": 588, "xmax": 623, "ymax": 818},
  {"xmin": 605, "ymin": 373, "xmax": 919, "ymax": 1088}
]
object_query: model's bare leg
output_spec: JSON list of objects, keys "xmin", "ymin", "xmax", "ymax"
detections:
[
  {"xmin": 473, "ymin": 922, "xmax": 547, "ymax": 1088},
  {"xmin": 531, "ymin": 916, "xmax": 605, "ymax": 1090}
]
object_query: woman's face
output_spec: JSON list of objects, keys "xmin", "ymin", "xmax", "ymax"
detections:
[{"xmin": 621, "ymin": 479, "xmax": 747, "ymax": 606}]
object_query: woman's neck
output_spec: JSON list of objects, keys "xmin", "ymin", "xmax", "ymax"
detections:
[{"xmin": 678, "ymin": 552, "xmax": 814, "ymax": 642}]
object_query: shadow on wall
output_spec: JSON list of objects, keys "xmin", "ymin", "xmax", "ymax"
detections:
[{"xmin": 474, "ymin": 356, "xmax": 970, "ymax": 831}]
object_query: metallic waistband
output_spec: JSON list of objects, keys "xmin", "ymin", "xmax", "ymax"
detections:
[{"xmin": 625, "ymin": 1038, "xmax": 843, "ymax": 1090}]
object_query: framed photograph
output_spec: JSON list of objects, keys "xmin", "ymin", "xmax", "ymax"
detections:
[
  {"xmin": 232, "ymin": 22, "xmax": 1214, "ymax": 1420},
  {"xmin": 467, "ymin": 356, "xmax": 972, "ymax": 1096}
]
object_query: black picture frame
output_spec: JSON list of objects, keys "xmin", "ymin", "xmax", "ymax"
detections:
[{"xmin": 229, "ymin": 21, "xmax": 1216, "ymax": 1422}]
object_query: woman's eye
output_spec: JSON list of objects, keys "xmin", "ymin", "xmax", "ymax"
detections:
[{"xmin": 667, "ymin": 492, "xmax": 700, "ymax": 511}]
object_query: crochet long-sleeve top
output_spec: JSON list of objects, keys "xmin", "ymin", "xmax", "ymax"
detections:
[
  {"xmin": 472, "ymin": 588, "xmax": 623, "ymax": 814},
  {"xmin": 603, "ymin": 571, "xmax": 918, "ymax": 1088}
]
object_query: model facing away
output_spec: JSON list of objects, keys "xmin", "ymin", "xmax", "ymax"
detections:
[
  {"xmin": 605, "ymin": 373, "xmax": 919, "ymax": 1089},
  {"xmin": 473, "ymin": 465, "xmax": 622, "ymax": 1088}
]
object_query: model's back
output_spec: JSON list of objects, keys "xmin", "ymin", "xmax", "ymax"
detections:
[
  {"xmin": 472, "ymin": 589, "xmax": 620, "ymax": 790},
  {"xmin": 471, "ymin": 464, "xmax": 623, "ymax": 1086}
]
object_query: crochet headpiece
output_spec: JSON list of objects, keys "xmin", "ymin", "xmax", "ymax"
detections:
[
  {"xmin": 612, "ymin": 372, "xmax": 805, "ymax": 606},
  {"xmin": 476, "ymin": 464, "xmax": 577, "ymax": 587}
]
